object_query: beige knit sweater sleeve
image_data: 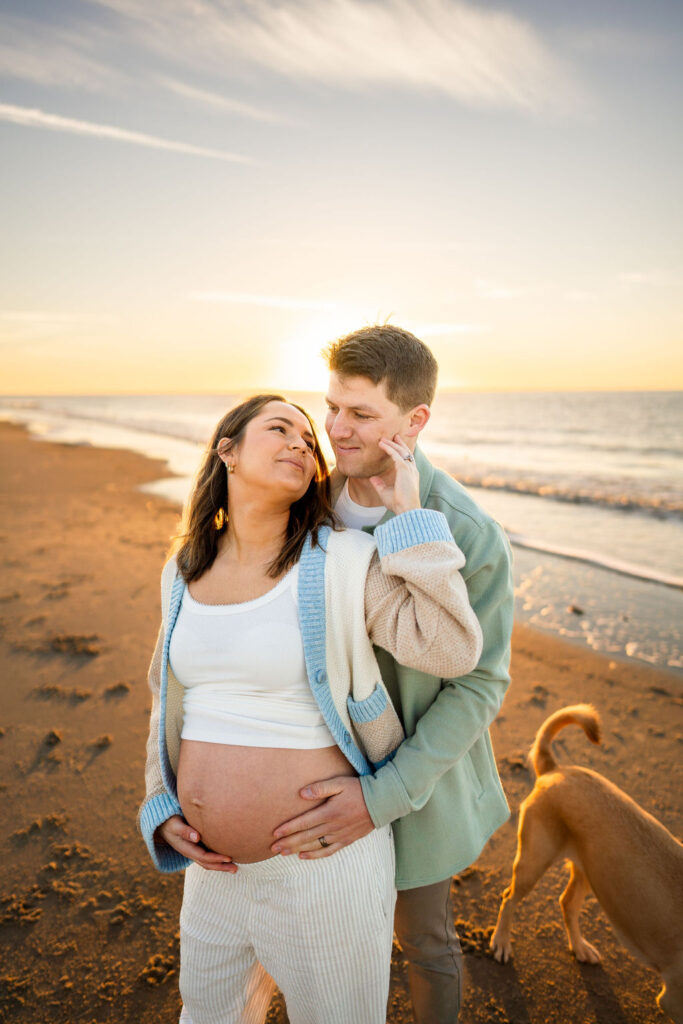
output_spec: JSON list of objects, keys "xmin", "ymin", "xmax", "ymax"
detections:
[{"xmin": 364, "ymin": 541, "xmax": 482, "ymax": 679}]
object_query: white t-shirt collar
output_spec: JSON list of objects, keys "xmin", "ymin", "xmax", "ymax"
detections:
[{"xmin": 334, "ymin": 479, "xmax": 386, "ymax": 530}]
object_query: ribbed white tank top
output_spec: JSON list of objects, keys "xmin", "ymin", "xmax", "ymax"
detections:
[{"xmin": 168, "ymin": 564, "xmax": 335, "ymax": 749}]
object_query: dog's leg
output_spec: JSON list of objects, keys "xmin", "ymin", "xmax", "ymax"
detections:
[
  {"xmin": 490, "ymin": 804, "xmax": 561, "ymax": 963},
  {"xmin": 559, "ymin": 861, "xmax": 601, "ymax": 964}
]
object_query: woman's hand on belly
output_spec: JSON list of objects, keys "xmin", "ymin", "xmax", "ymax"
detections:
[{"xmin": 156, "ymin": 815, "xmax": 238, "ymax": 872}]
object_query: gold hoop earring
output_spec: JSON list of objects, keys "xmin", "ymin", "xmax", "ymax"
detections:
[{"xmin": 227, "ymin": 463, "xmax": 235, "ymax": 474}]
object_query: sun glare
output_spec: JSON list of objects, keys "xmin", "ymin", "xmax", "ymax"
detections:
[{"xmin": 274, "ymin": 309, "xmax": 368, "ymax": 392}]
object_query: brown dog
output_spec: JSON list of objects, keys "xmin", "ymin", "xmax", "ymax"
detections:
[{"xmin": 490, "ymin": 704, "xmax": 683, "ymax": 1023}]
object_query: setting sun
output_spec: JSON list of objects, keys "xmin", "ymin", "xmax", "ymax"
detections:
[{"xmin": 274, "ymin": 309, "xmax": 373, "ymax": 393}]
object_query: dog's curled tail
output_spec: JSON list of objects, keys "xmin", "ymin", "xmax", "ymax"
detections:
[{"xmin": 530, "ymin": 704, "xmax": 602, "ymax": 777}]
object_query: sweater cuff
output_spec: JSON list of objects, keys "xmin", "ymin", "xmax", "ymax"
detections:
[
  {"xmin": 375, "ymin": 509, "xmax": 451, "ymax": 557},
  {"xmin": 359, "ymin": 761, "xmax": 414, "ymax": 827},
  {"xmin": 139, "ymin": 791, "xmax": 190, "ymax": 873}
]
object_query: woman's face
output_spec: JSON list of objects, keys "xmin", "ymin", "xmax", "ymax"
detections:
[{"xmin": 219, "ymin": 400, "xmax": 318, "ymax": 503}]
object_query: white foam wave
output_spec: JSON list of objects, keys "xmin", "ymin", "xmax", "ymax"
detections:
[{"xmin": 507, "ymin": 532, "xmax": 683, "ymax": 591}]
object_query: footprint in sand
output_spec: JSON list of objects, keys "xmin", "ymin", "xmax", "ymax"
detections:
[
  {"xmin": 454, "ymin": 917, "xmax": 495, "ymax": 958},
  {"xmin": 78, "ymin": 735, "xmax": 113, "ymax": 770},
  {"xmin": 500, "ymin": 753, "xmax": 531, "ymax": 776},
  {"xmin": 138, "ymin": 952, "xmax": 177, "ymax": 987},
  {"xmin": 0, "ymin": 888, "xmax": 46, "ymax": 926},
  {"xmin": 104, "ymin": 681, "xmax": 131, "ymax": 699},
  {"xmin": 41, "ymin": 582, "xmax": 70, "ymax": 602},
  {"xmin": 527, "ymin": 684, "xmax": 550, "ymax": 707},
  {"xmin": 26, "ymin": 730, "xmax": 64, "ymax": 774},
  {"xmin": 32, "ymin": 684, "xmax": 93, "ymax": 704},
  {"xmin": 650, "ymin": 685, "xmax": 683, "ymax": 707},
  {"xmin": 91, "ymin": 734, "xmax": 112, "ymax": 750},
  {"xmin": 49, "ymin": 635, "xmax": 100, "ymax": 657},
  {"xmin": 10, "ymin": 814, "xmax": 69, "ymax": 846},
  {"xmin": 24, "ymin": 615, "xmax": 47, "ymax": 627},
  {"xmin": 14, "ymin": 634, "xmax": 101, "ymax": 658}
]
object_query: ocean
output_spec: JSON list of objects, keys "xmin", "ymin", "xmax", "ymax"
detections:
[{"xmin": 1, "ymin": 391, "xmax": 681, "ymax": 674}]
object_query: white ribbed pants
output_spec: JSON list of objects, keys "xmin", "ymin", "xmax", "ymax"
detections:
[{"xmin": 178, "ymin": 827, "xmax": 395, "ymax": 1024}]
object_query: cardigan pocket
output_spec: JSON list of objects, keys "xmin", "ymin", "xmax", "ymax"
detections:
[
  {"xmin": 347, "ymin": 685, "xmax": 405, "ymax": 767},
  {"xmin": 347, "ymin": 683, "xmax": 389, "ymax": 723}
]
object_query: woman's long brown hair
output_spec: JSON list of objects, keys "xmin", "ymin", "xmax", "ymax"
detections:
[{"xmin": 173, "ymin": 394, "xmax": 336, "ymax": 583}]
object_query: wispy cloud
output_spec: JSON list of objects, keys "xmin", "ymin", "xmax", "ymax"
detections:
[
  {"xmin": 0, "ymin": 310, "xmax": 114, "ymax": 345},
  {"xmin": 1, "ymin": 312, "xmax": 110, "ymax": 324},
  {"xmin": 0, "ymin": 103, "xmax": 254, "ymax": 164},
  {"xmin": 0, "ymin": 14, "xmax": 121, "ymax": 92},
  {"xmin": 188, "ymin": 292, "xmax": 338, "ymax": 311},
  {"xmin": 160, "ymin": 77, "xmax": 295, "ymax": 126},
  {"xmin": 615, "ymin": 269, "xmax": 671, "ymax": 287},
  {"xmin": 86, "ymin": 0, "xmax": 586, "ymax": 114},
  {"xmin": 475, "ymin": 279, "xmax": 526, "ymax": 300},
  {"xmin": 563, "ymin": 288, "xmax": 594, "ymax": 303},
  {"xmin": 406, "ymin": 321, "xmax": 489, "ymax": 337}
]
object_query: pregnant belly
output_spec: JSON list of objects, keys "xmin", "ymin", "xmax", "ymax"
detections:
[{"xmin": 177, "ymin": 739, "xmax": 357, "ymax": 863}]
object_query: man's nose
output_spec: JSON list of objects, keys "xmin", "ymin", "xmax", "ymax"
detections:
[{"xmin": 328, "ymin": 413, "xmax": 351, "ymax": 439}]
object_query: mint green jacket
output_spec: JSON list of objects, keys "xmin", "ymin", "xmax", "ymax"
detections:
[{"xmin": 336, "ymin": 446, "xmax": 513, "ymax": 888}]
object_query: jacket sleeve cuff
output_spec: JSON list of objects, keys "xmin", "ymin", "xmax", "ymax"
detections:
[
  {"xmin": 139, "ymin": 791, "xmax": 191, "ymax": 873},
  {"xmin": 375, "ymin": 509, "xmax": 452, "ymax": 556},
  {"xmin": 359, "ymin": 761, "xmax": 414, "ymax": 827}
]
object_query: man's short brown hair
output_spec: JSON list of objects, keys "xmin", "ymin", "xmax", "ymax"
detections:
[{"xmin": 323, "ymin": 324, "xmax": 438, "ymax": 411}]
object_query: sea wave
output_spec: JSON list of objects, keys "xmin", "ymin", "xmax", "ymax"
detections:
[
  {"xmin": 0, "ymin": 399, "xmax": 214, "ymax": 444},
  {"xmin": 507, "ymin": 532, "xmax": 683, "ymax": 591},
  {"xmin": 449, "ymin": 470, "xmax": 683, "ymax": 520},
  {"xmin": 440, "ymin": 432, "xmax": 681, "ymax": 458},
  {"xmin": 3, "ymin": 396, "xmax": 682, "ymax": 521}
]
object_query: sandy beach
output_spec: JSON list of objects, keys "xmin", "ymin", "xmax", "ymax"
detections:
[{"xmin": 1, "ymin": 420, "xmax": 681, "ymax": 1024}]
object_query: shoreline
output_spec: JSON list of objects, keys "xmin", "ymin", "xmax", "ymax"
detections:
[{"xmin": 1, "ymin": 420, "xmax": 681, "ymax": 1024}]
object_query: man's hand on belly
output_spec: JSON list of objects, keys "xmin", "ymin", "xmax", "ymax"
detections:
[{"xmin": 270, "ymin": 776, "xmax": 374, "ymax": 858}]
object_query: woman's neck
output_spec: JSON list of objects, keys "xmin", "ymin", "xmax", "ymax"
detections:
[{"xmin": 218, "ymin": 498, "xmax": 290, "ymax": 569}]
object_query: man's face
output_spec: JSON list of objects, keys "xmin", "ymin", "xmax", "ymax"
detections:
[{"xmin": 325, "ymin": 372, "xmax": 412, "ymax": 479}]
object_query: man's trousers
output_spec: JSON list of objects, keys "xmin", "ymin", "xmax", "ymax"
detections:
[{"xmin": 394, "ymin": 878, "xmax": 464, "ymax": 1023}]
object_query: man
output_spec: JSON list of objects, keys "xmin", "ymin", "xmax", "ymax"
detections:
[{"xmin": 272, "ymin": 325, "xmax": 513, "ymax": 1022}]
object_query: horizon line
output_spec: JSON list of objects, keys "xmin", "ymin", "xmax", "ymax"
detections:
[{"xmin": 1, "ymin": 386, "xmax": 681, "ymax": 398}]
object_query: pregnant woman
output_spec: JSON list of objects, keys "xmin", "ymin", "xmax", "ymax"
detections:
[{"xmin": 138, "ymin": 394, "xmax": 482, "ymax": 1024}]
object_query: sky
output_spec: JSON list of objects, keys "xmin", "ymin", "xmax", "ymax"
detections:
[{"xmin": 1, "ymin": 0, "xmax": 682, "ymax": 394}]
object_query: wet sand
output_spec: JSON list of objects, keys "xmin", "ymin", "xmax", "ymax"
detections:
[{"xmin": 0, "ymin": 421, "xmax": 681, "ymax": 1024}]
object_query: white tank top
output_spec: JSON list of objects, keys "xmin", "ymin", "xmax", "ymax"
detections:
[{"xmin": 169, "ymin": 564, "xmax": 335, "ymax": 749}]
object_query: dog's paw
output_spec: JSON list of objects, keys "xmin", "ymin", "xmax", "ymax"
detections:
[
  {"xmin": 490, "ymin": 933, "xmax": 512, "ymax": 963},
  {"xmin": 572, "ymin": 938, "xmax": 601, "ymax": 964}
]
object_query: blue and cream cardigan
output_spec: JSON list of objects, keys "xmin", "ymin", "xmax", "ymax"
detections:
[{"xmin": 139, "ymin": 508, "xmax": 482, "ymax": 872}]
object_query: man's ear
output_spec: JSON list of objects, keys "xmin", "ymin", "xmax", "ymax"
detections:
[{"xmin": 404, "ymin": 404, "xmax": 431, "ymax": 438}]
